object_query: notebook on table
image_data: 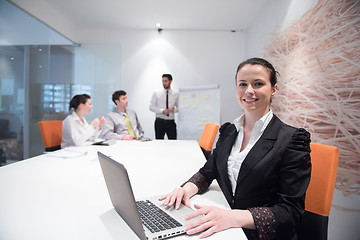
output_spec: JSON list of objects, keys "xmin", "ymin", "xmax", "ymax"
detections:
[
  {"xmin": 97, "ymin": 151, "xmax": 195, "ymax": 240},
  {"xmin": 92, "ymin": 139, "xmax": 116, "ymax": 146}
]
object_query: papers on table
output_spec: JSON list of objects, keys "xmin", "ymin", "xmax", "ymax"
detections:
[{"xmin": 46, "ymin": 148, "xmax": 88, "ymax": 158}]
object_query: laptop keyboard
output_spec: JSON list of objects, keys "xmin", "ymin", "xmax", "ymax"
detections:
[{"xmin": 136, "ymin": 200, "xmax": 183, "ymax": 233}]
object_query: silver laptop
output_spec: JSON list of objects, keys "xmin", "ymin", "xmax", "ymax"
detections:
[{"xmin": 97, "ymin": 151, "xmax": 195, "ymax": 240}]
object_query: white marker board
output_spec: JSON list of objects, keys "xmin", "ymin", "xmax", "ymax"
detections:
[{"xmin": 177, "ymin": 85, "xmax": 220, "ymax": 141}]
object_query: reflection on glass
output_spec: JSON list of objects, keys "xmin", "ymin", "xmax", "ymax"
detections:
[
  {"xmin": 0, "ymin": 46, "xmax": 25, "ymax": 163},
  {"xmin": 41, "ymin": 84, "xmax": 92, "ymax": 114},
  {"xmin": 1, "ymin": 0, "xmax": 78, "ymax": 163}
]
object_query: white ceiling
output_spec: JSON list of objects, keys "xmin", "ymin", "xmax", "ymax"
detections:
[{"xmin": 10, "ymin": 0, "xmax": 268, "ymax": 32}]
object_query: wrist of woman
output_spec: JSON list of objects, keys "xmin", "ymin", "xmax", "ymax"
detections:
[
  {"xmin": 232, "ymin": 209, "xmax": 256, "ymax": 230},
  {"xmin": 182, "ymin": 182, "xmax": 198, "ymax": 198}
]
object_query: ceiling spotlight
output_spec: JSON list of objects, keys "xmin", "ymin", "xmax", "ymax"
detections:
[{"xmin": 155, "ymin": 23, "xmax": 163, "ymax": 33}]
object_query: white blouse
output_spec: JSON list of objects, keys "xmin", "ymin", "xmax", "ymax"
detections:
[
  {"xmin": 227, "ymin": 110, "xmax": 274, "ymax": 194},
  {"xmin": 61, "ymin": 111, "xmax": 101, "ymax": 148}
]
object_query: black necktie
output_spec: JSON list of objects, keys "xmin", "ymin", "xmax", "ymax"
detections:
[{"xmin": 166, "ymin": 91, "xmax": 169, "ymax": 116}]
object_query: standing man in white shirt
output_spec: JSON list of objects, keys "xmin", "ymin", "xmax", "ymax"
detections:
[
  {"xmin": 149, "ymin": 74, "xmax": 179, "ymax": 139},
  {"xmin": 102, "ymin": 90, "xmax": 144, "ymax": 140}
]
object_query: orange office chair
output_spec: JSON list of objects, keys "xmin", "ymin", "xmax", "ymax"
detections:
[
  {"xmin": 38, "ymin": 120, "xmax": 63, "ymax": 151},
  {"xmin": 199, "ymin": 123, "xmax": 220, "ymax": 160},
  {"xmin": 297, "ymin": 143, "xmax": 339, "ymax": 240}
]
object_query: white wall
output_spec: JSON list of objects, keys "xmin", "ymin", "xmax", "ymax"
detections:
[
  {"xmin": 245, "ymin": 0, "xmax": 316, "ymax": 58},
  {"xmin": 76, "ymin": 29, "xmax": 245, "ymax": 138}
]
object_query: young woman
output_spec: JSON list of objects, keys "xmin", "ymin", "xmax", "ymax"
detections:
[
  {"xmin": 160, "ymin": 58, "xmax": 311, "ymax": 240},
  {"xmin": 61, "ymin": 94, "xmax": 105, "ymax": 148}
]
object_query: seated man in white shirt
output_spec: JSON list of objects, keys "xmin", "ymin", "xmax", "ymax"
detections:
[{"xmin": 102, "ymin": 90, "xmax": 144, "ymax": 140}]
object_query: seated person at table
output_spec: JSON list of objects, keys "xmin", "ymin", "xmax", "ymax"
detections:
[
  {"xmin": 61, "ymin": 94, "xmax": 105, "ymax": 148},
  {"xmin": 160, "ymin": 58, "xmax": 312, "ymax": 240},
  {"xmin": 102, "ymin": 90, "xmax": 144, "ymax": 140}
]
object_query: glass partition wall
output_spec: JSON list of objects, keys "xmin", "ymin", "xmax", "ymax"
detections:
[
  {"xmin": 0, "ymin": 0, "xmax": 77, "ymax": 163},
  {"xmin": 1, "ymin": 0, "xmax": 120, "ymax": 164},
  {"xmin": 0, "ymin": 45, "xmax": 25, "ymax": 163},
  {"xmin": 0, "ymin": 45, "xmax": 77, "ymax": 162},
  {"xmin": 27, "ymin": 45, "xmax": 77, "ymax": 158}
]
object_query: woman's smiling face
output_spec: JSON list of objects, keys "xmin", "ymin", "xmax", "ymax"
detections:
[{"xmin": 236, "ymin": 64, "xmax": 278, "ymax": 115}]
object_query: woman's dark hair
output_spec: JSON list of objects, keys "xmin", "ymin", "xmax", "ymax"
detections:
[
  {"xmin": 69, "ymin": 94, "xmax": 91, "ymax": 111},
  {"xmin": 112, "ymin": 90, "xmax": 127, "ymax": 105},
  {"xmin": 235, "ymin": 57, "xmax": 279, "ymax": 86}
]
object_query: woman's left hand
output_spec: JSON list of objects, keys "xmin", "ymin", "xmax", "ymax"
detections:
[{"xmin": 184, "ymin": 205, "xmax": 254, "ymax": 239}]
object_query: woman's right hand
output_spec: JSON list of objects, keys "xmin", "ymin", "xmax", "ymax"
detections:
[
  {"xmin": 158, "ymin": 182, "xmax": 198, "ymax": 210},
  {"xmin": 99, "ymin": 116, "xmax": 106, "ymax": 128},
  {"xmin": 99, "ymin": 116, "xmax": 106, "ymax": 127}
]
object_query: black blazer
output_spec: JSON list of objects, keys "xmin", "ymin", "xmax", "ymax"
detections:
[{"xmin": 198, "ymin": 115, "xmax": 311, "ymax": 240}]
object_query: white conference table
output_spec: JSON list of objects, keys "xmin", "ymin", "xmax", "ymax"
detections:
[{"xmin": 0, "ymin": 140, "xmax": 246, "ymax": 240}]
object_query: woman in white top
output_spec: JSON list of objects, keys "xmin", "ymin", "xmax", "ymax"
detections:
[{"xmin": 61, "ymin": 94, "xmax": 106, "ymax": 148}]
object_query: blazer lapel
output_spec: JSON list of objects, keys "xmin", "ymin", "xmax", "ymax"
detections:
[
  {"xmin": 218, "ymin": 124, "xmax": 238, "ymax": 195},
  {"xmin": 236, "ymin": 115, "xmax": 282, "ymax": 185}
]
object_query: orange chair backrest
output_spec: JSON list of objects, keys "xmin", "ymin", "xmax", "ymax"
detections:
[
  {"xmin": 199, "ymin": 123, "xmax": 220, "ymax": 151},
  {"xmin": 305, "ymin": 143, "xmax": 339, "ymax": 216},
  {"xmin": 38, "ymin": 120, "xmax": 63, "ymax": 149}
]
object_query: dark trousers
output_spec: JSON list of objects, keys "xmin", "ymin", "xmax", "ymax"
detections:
[{"xmin": 155, "ymin": 118, "xmax": 177, "ymax": 140}]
